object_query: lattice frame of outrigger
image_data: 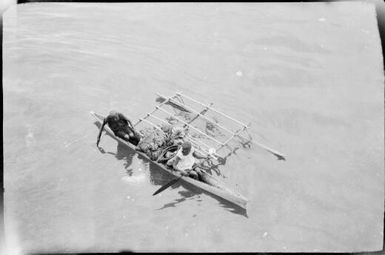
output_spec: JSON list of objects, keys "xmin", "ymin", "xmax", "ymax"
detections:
[{"xmin": 133, "ymin": 92, "xmax": 286, "ymax": 161}]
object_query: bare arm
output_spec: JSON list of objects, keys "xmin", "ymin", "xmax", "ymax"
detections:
[
  {"xmin": 127, "ymin": 119, "xmax": 134, "ymax": 129},
  {"xmin": 96, "ymin": 119, "xmax": 107, "ymax": 147},
  {"xmin": 166, "ymin": 148, "xmax": 186, "ymax": 174},
  {"xmin": 193, "ymin": 150, "xmax": 209, "ymax": 160},
  {"xmin": 172, "ymin": 156, "xmax": 181, "ymax": 168}
]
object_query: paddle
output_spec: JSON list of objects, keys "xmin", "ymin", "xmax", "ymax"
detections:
[
  {"xmin": 152, "ymin": 174, "xmax": 185, "ymax": 196},
  {"xmin": 152, "ymin": 158, "xmax": 212, "ymax": 196}
]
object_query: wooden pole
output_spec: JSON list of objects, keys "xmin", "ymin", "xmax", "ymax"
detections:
[
  {"xmin": 148, "ymin": 114, "xmax": 212, "ymax": 150},
  {"xmin": 157, "ymin": 93, "xmax": 236, "ymax": 135},
  {"xmin": 176, "ymin": 92, "xmax": 248, "ymax": 128},
  {"xmin": 155, "ymin": 106, "xmax": 225, "ymax": 146},
  {"xmin": 185, "ymin": 103, "xmax": 213, "ymax": 127},
  {"xmin": 157, "ymin": 93, "xmax": 256, "ymax": 154},
  {"xmin": 216, "ymin": 125, "xmax": 248, "ymax": 153},
  {"xmin": 149, "ymin": 112, "xmax": 223, "ymax": 158},
  {"xmin": 157, "ymin": 93, "xmax": 257, "ymax": 149},
  {"xmin": 153, "ymin": 92, "xmax": 287, "ymax": 160},
  {"xmin": 140, "ymin": 115, "xmax": 212, "ymax": 157}
]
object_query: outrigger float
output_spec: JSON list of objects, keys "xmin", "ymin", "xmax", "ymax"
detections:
[{"xmin": 91, "ymin": 92, "xmax": 286, "ymax": 210}]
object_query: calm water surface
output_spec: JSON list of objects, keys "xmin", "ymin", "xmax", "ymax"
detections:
[{"xmin": 3, "ymin": 2, "xmax": 384, "ymax": 253}]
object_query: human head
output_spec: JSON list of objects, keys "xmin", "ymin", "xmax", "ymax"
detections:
[
  {"xmin": 109, "ymin": 110, "xmax": 119, "ymax": 121},
  {"xmin": 181, "ymin": 141, "xmax": 192, "ymax": 155}
]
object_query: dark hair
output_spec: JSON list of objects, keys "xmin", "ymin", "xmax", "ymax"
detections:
[{"xmin": 181, "ymin": 141, "xmax": 192, "ymax": 155}]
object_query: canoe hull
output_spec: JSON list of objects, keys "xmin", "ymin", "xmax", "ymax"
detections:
[{"xmin": 91, "ymin": 111, "xmax": 248, "ymax": 210}]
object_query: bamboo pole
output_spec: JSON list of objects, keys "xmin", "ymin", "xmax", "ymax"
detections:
[
  {"xmin": 156, "ymin": 93, "xmax": 254, "ymax": 154},
  {"xmin": 140, "ymin": 115, "xmax": 212, "ymax": 158},
  {"xmin": 157, "ymin": 93, "xmax": 255, "ymax": 146},
  {"xmin": 176, "ymin": 93, "xmax": 286, "ymax": 160},
  {"xmin": 150, "ymin": 115, "xmax": 222, "ymax": 159},
  {"xmin": 153, "ymin": 92, "xmax": 286, "ymax": 160},
  {"xmin": 216, "ymin": 125, "xmax": 248, "ymax": 153},
  {"xmin": 184, "ymin": 103, "xmax": 213, "ymax": 127},
  {"xmin": 176, "ymin": 92, "xmax": 248, "ymax": 128},
  {"xmin": 157, "ymin": 93, "xmax": 236, "ymax": 135},
  {"xmin": 148, "ymin": 114, "xmax": 212, "ymax": 151},
  {"xmin": 155, "ymin": 106, "xmax": 225, "ymax": 146}
]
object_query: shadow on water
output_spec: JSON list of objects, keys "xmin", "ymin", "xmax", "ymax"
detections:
[
  {"xmin": 154, "ymin": 178, "xmax": 248, "ymax": 218},
  {"xmin": 148, "ymin": 164, "xmax": 248, "ymax": 217},
  {"xmin": 156, "ymin": 189, "xmax": 197, "ymax": 210},
  {"xmin": 93, "ymin": 121, "xmax": 248, "ymax": 217},
  {"xmin": 99, "ymin": 143, "xmax": 136, "ymax": 176},
  {"xmin": 183, "ymin": 181, "xmax": 248, "ymax": 218}
]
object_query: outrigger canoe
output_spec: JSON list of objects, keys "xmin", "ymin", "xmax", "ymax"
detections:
[
  {"xmin": 91, "ymin": 111, "xmax": 249, "ymax": 210},
  {"xmin": 91, "ymin": 92, "xmax": 286, "ymax": 210}
]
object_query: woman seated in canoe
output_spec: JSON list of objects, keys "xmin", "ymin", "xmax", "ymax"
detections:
[
  {"xmin": 166, "ymin": 141, "xmax": 210, "ymax": 181},
  {"xmin": 96, "ymin": 110, "xmax": 141, "ymax": 147}
]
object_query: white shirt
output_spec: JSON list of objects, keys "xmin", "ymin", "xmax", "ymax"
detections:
[{"xmin": 173, "ymin": 147, "xmax": 196, "ymax": 171}]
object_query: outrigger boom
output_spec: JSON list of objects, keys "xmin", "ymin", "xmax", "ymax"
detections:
[{"xmin": 153, "ymin": 92, "xmax": 286, "ymax": 160}]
